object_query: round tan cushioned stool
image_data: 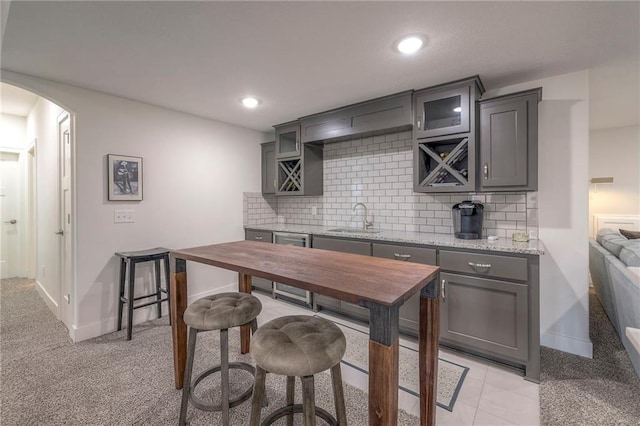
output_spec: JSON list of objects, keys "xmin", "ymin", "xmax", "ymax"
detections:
[
  {"xmin": 179, "ymin": 292, "xmax": 262, "ymax": 426},
  {"xmin": 249, "ymin": 315, "xmax": 348, "ymax": 426}
]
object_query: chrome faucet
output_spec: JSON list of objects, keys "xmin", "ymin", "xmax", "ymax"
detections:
[{"xmin": 353, "ymin": 203, "xmax": 373, "ymax": 230}]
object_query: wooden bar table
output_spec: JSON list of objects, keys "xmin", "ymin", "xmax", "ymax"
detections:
[{"xmin": 170, "ymin": 240, "xmax": 440, "ymax": 426}]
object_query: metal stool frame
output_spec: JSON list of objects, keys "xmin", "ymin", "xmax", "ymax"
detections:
[{"xmin": 179, "ymin": 319, "xmax": 259, "ymax": 425}]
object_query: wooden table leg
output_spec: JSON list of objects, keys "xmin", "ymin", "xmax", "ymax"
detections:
[
  {"xmin": 367, "ymin": 303, "xmax": 400, "ymax": 426},
  {"xmin": 170, "ymin": 256, "xmax": 188, "ymax": 389},
  {"xmin": 239, "ymin": 272, "xmax": 252, "ymax": 354},
  {"xmin": 419, "ymin": 280, "xmax": 440, "ymax": 426}
]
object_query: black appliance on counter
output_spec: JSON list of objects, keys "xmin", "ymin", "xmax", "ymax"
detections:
[{"xmin": 452, "ymin": 201, "xmax": 484, "ymax": 240}]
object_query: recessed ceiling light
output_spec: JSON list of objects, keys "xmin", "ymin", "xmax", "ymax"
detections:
[
  {"xmin": 453, "ymin": 107, "xmax": 462, "ymax": 113},
  {"xmin": 241, "ymin": 97, "xmax": 260, "ymax": 108},
  {"xmin": 396, "ymin": 36, "xmax": 425, "ymax": 54}
]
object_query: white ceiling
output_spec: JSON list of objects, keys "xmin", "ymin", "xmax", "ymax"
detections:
[{"xmin": 1, "ymin": 1, "xmax": 638, "ymax": 133}]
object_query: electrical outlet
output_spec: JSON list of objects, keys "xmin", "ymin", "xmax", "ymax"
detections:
[
  {"xmin": 311, "ymin": 206, "xmax": 318, "ymax": 216},
  {"xmin": 114, "ymin": 209, "xmax": 135, "ymax": 223}
]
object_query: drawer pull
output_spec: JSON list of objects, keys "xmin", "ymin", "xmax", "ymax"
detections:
[
  {"xmin": 394, "ymin": 253, "xmax": 411, "ymax": 261},
  {"xmin": 441, "ymin": 279, "xmax": 446, "ymax": 300},
  {"xmin": 468, "ymin": 261, "xmax": 491, "ymax": 270},
  {"xmin": 254, "ymin": 236, "xmax": 263, "ymax": 241}
]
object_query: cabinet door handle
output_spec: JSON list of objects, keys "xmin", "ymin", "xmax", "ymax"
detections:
[
  {"xmin": 417, "ymin": 118, "xmax": 421, "ymax": 129},
  {"xmin": 483, "ymin": 163, "xmax": 489, "ymax": 179},
  {"xmin": 393, "ymin": 253, "xmax": 411, "ymax": 261},
  {"xmin": 441, "ymin": 279, "xmax": 446, "ymax": 300},
  {"xmin": 254, "ymin": 236, "xmax": 263, "ymax": 241},
  {"xmin": 468, "ymin": 261, "xmax": 491, "ymax": 269},
  {"xmin": 296, "ymin": 140, "xmax": 300, "ymax": 153},
  {"xmin": 273, "ymin": 179, "xmax": 277, "ymax": 190}
]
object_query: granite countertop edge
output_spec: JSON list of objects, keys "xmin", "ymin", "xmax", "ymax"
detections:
[{"xmin": 244, "ymin": 224, "xmax": 545, "ymax": 255}]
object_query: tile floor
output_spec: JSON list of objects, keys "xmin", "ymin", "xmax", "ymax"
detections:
[{"xmin": 253, "ymin": 292, "xmax": 540, "ymax": 426}]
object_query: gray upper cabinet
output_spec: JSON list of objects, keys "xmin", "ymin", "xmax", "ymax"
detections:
[
  {"xmin": 275, "ymin": 122, "xmax": 301, "ymax": 159},
  {"xmin": 275, "ymin": 144, "xmax": 323, "ymax": 196},
  {"xmin": 274, "ymin": 122, "xmax": 323, "ymax": 196},
  {"xmin": 413, "ymin": 77, "xmax": 485, "ymax": 193},
  {"xmin": 479, "ymin": 88, "xmax": 541, "ymax": 191},
  {"xmin": 414, "ymin": 76, "xmax": 484, "ymax": 140},
  {"xmin": 261, "ymin": 142, "xmax": 275, "ymax": 194},
  {"xmin": 299, "ymin": 91, "xmax": 413, "ymax": 144}
]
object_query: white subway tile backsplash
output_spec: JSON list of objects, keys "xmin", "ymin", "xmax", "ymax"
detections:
[
  {"xmin": 244, "ymin": 130, "xmax": 538, "ymax": 239},
  {"xmin": 506, "ymin": 194, "xmax": 526, "ymax": 203},
  {"xmin": 507, "ymin": 212, "xmax": 527, "ymax": 221}
]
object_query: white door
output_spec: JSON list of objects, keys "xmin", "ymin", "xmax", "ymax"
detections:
[
  {"xmin": 0, "ymin": 152, "xmax": 21, "ymax": 279},
  {"xmin": 58, "ymin": 113, "xmax": 73, "ymax": 328}
]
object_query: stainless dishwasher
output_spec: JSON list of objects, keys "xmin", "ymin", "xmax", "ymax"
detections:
[{"xmin": 272, "ymin": 232, "xmax": 312, "ymax": 306}]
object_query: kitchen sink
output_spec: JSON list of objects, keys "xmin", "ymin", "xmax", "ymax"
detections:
[{"xmin": 327, "ymin": 228, "xmax": 381, "ymax": 234}]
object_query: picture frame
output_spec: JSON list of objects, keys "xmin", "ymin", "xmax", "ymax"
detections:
[{"xmin": 108, "ymin": 154, "xmax": 143, "ymax": 201}]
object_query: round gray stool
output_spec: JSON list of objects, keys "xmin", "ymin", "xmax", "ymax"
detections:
[
  {"xmin": 249, "ymin": 315, "xmax": 348, "ymax": 426},
  {"xmin": 179, "ymin": 292, "xmax": 262, "ymax": 426}
]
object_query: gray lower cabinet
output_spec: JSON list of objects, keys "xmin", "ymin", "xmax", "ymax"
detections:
[
  {"xmin": 371, "ymin": 243, "xmax": 437, "ymax": 336},
  {"xmin": 244, "ymin": 229, "xmax": 273, "ymax": 294},
  {"xmin": 312, "ymin": 236, "xmax": 371, "ymax": 318},
  {"xmin": 478, "ymin": 88, "xmax": 541, "ymax": 191},
  {"xmin": 261, "ymin": 142, "xmax": 275, "ymax": 194},
  {"xmin": 299, "ymin": 91, "xmax": 412, "ymax": 144},
  {"xmin": 439, "ymin": 248, "xmax": 540, "ymax": 381},
  {"xmin": 440, "ymin": 272, "xmax": 529, "ymax": 362}
]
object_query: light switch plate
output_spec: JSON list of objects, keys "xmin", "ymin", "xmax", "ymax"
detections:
[{"xmin": 114, "ymin": 209, "xmax": 135, "ymax": 223}]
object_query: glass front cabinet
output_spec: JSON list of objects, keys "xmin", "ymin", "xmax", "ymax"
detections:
[
  {"xmin": 413, "ymin": 76, "xmax": 485, "ymax": 193},
  {"xmin": 275, "ymin": 122, "xmax": 301, "ymax": 159},
  {"xmin": 273, "ymin": 121, "xmax": 323, "ymax": 196},
  {"xmin": 415, "ymin": 86, "xmax": 470, "ymax": 139}
]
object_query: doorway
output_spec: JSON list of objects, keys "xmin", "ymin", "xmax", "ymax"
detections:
[
  {"xmin": 58, "ymin": 112, "xmax": 73, "ymax": 329},
  {"xmin": 0, "ymin": 82, "xmax": 75, "ymax": 335},
  {"xmin": 0, "ymin": 151, "xmax": 22, "ymax": 279}
]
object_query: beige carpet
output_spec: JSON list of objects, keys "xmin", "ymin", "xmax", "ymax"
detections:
[
  {"xmin": 540, "ymin": 288, "xmax": 640, "ymax": 425},
  {"xmin": 0, "ymin": 278, "xmax": 421, "ymax": 425}
]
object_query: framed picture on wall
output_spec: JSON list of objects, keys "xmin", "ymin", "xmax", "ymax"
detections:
[{"xmin": 108, "ymin": 154, "xmax": 143, "ymax": 201}]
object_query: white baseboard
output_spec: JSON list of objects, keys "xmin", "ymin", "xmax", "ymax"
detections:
[
  {"xmin": 71, "ymin": 316, "xmax": 119, "ymax": 342},
  {"xmin": 541, "ymin": 331, "xmax": 593, "ymax": 358},
  {"xmin": 72, "ymin": 281, "xmax": 238, "ymax": 342},
  {"xmin": 187, "ymin": 282, "xmax": 237, "ymax": 303},
  {"xmin": 35, "ymin": 280, "xmax": 59, "ymax": 318}
]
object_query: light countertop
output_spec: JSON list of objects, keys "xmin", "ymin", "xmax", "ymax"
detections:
[{"xmin": 244, "ymin": 223, "xmax": 545, "ymax": 255}]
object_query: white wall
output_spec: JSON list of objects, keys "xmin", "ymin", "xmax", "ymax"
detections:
[
  {"xmin": 589, "ymin": 126, "xmax": 640, "ymax": 235},
  {"xmin": 588, "ymin": 60, "xmax": 640, "ymax": 236},
  {"xmin": 4, "ymin": 70, "xmax": 266, "ymax": 341},
  {"xmin": 589, "ymin": 59, "xmax": 639, "ymax": 131},
  {"xmin": 1, "ymin": 113, "xmax": 27, "ymax": 149},
  {"xmin": 485, "ymin": 70, "xmax": 592, "ymax": 357}
]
